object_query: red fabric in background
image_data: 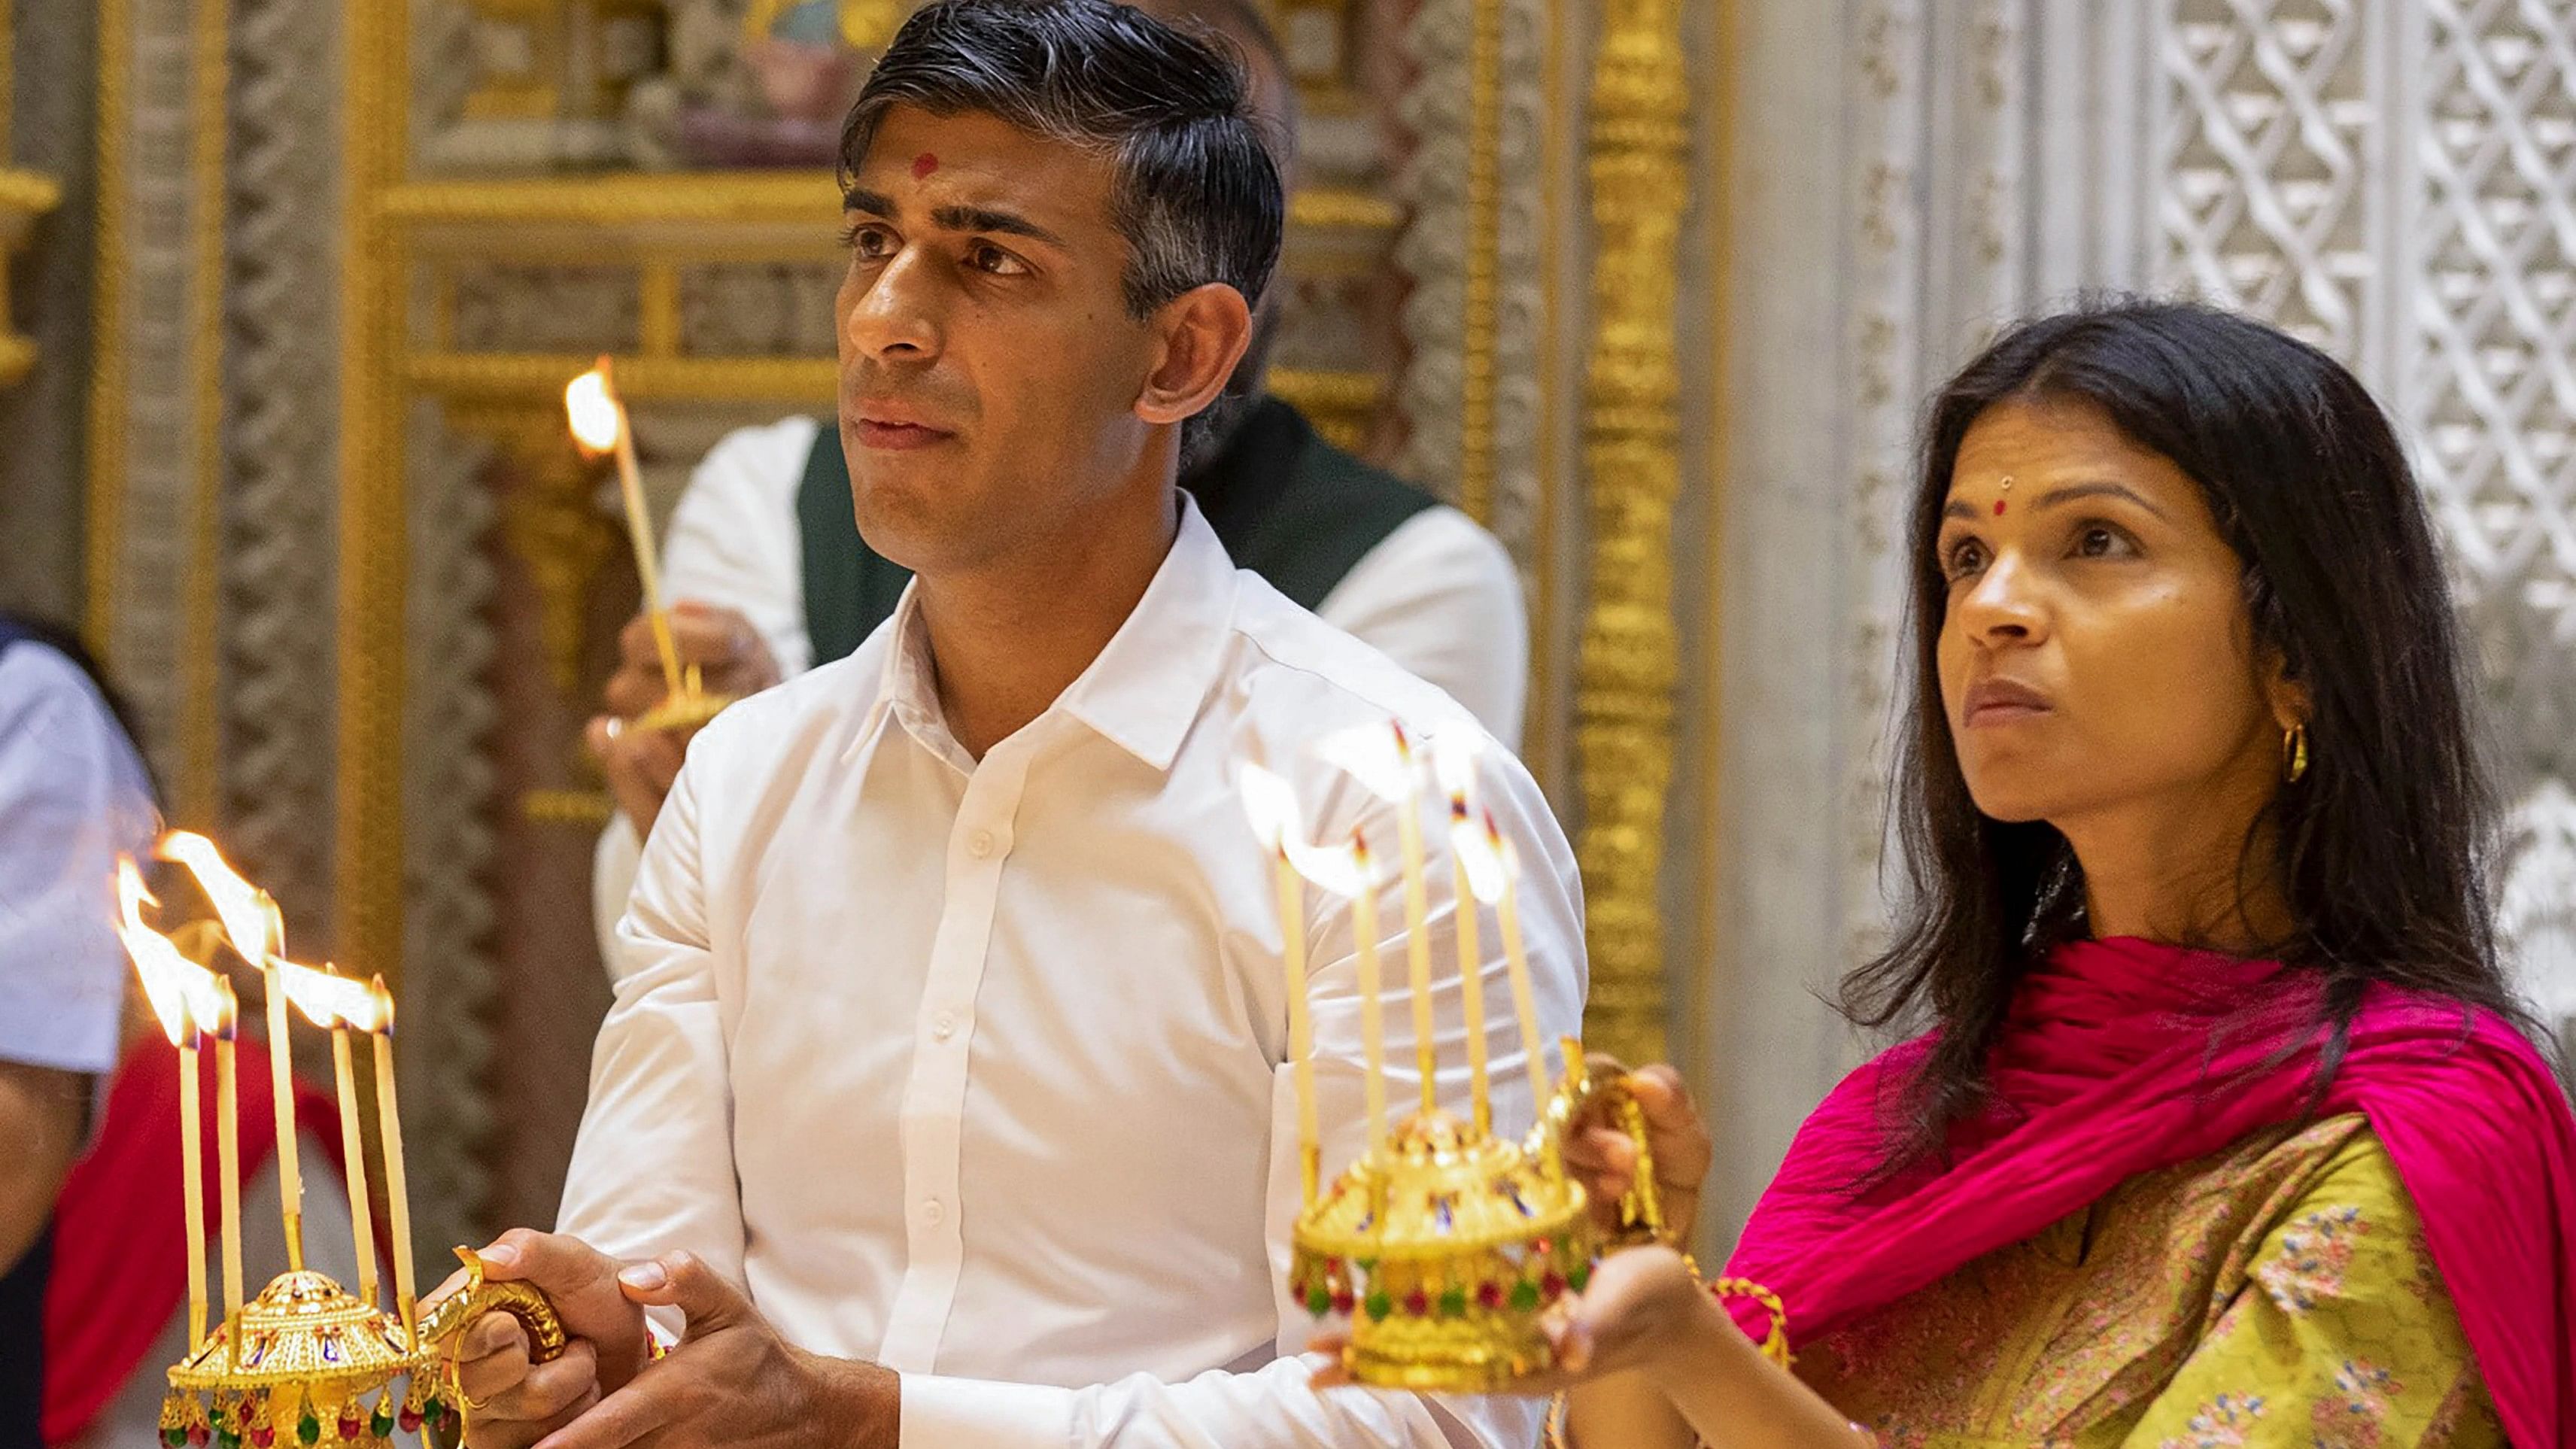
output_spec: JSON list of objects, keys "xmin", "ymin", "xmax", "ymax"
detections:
[
  {"xmin": 40, "ymin": 1044, "xmax": 348, "ymax": 1445},
  {"xmin": 1725, "ymin": 937, "xmax": 2576, "ymax": 1448}
]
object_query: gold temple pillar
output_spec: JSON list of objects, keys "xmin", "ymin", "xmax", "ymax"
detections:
[{"xmin": 1573, "ymin": 0, "xmax": 1688, "ymax": 1065}]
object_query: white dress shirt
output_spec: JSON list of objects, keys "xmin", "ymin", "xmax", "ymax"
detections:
[
  {"xmin": 557, "ymin": 499, "xmax": 1583, "ymax": 1449},
  {"xmin": 593, "ymin": 416, "xmax": 1530, "ymax": 975}
]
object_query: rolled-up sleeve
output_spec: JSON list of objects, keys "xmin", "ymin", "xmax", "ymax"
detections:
[{"xmin": 0, "ymin": 645, "xmax": 157, "ymax": 1075}]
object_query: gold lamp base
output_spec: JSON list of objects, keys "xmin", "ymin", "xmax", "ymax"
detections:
[
  {"xmin": 160, "ymin": 1251, "xmax": 562, "ymax": 1449},
  {"xmin": 1291, "ymin": 1044, "xmax": 1659, "ymax": 1391}
]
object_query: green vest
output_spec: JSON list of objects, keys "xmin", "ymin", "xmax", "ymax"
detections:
[{"xmin": 795, "ymin": 396, "xmax": 1438, "ymax": 667}]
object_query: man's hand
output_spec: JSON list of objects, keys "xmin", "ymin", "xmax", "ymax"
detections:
[
  {"xmin": 588, "ymin": 603, "xmax": 781, "ymax": 835},
  {"xmin": 445, "ymin": 1230, "xmax": 650, "ymax": 1449},
  {"xmin": 530, "ymin": 1251, "xmax": 899, "ymax": 1449},
  {"xmin": 1560, "ymin": 1063, "xmax": 1711, "ymax": 1244}
]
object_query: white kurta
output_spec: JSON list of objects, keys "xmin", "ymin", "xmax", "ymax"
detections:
[
  {"xmin": 591, "ymin": 416, "xmax": 1532, "ymax": 974},
  {"xmin": 557, "ymin": 500, "xmax": 1582, "ymax": 1448}
]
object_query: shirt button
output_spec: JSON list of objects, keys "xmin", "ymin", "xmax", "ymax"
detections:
[
  {"xmin": 968, "ymin": 828, "xmax": 995, "ymax": 858},
  {"xmin": 932, "ymin": 1011, "xmax": 958, "ymax": 1041},
  {"xmin": 922, "ymin": 1198, "xmax": 946, "ymax": 1226}
]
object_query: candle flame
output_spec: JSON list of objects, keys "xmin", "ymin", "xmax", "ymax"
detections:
[
  {"xmin": 369, "ymin": 975, "xmax": 396, "ymax": 1036},
  {"xmin": 1451, "ymin": 810, "xmax": 1508, "ymax": 904},
  {"xmin": 115, "ymin": 856, "xmax": 229, "ymax": 1046},
  {"xmin": 275, "ymin": 956, "xmax": 386, "ymax": 1031},
  {"xmin": 1429, "ymin": 726, "xmax": 1482, "ymax": 810},
  {"xmin": 1244, "ymin": 764, "xmax": 1381, "ymax": 895},
  {"xmin": 158, "ymin": 831, "xmax": 282, "ymax": 967},
  {"xmin": 1315, "ymin": 719, "xmax": 1418, "ymax": 805},
  {"xmin": 565, "ymin": 360, "xmax": 624, "ymax": 456},
  {"xmin": 1238, "ymin": 763, "xmax": 1299, "ymax": 852}
]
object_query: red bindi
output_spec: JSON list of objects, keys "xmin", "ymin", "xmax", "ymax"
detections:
[
  {"xmin": 912, "ymin": 152, "xmax": 939, "ymax": 180},
  {"xmin": 1994, "ymin": 499, "xmax": 2006, "ymax": 515}
]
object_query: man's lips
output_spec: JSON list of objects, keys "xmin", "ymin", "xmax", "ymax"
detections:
[
  {"xmin": 852, "ymin": 417, "xmax": 955, "ymax": 451},
  {"xmin": 1961, "ymin": 678, "xmax": 2053, "ymax": 728}
]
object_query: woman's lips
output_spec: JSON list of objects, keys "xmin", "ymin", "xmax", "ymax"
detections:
[
  {"xmin": 1961, "ymin": 679, "xmax": 2054, "ymax": 728},
  {"xmin": 854, "ymin": 418, "xmax": 953, "ymax": 451}
]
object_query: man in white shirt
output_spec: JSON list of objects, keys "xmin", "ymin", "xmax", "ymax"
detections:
[
  {"xmin": 585, "ymin": 0, "xmax": 1528, "ymax": 977},
  {"xmin": 452, "ymin": 3, "xmax": 1584, "ymax": 1447}
]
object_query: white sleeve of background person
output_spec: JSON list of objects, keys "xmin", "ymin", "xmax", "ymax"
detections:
[
  {"xmin": 1316, "ymin": 506, "xmax": 1530, "ymax": 754},
  {"xmin": 591, "ymin": 415, "xmax": 822, "ymax": 980}
]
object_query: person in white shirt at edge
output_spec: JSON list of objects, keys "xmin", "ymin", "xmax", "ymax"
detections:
[
  {"xmin": 584, "ymin": 0, "xmax": 1529, "ymax": 983},
  {"xmin": 439, "ymin": 2, "xmax": 1585, "ymax": 1447}
]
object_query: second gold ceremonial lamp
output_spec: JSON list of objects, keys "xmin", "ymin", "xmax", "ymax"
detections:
[
  {"xmin": 567, "ymin": 357, "xmax": 735, "ymax": 734},
  {"xmin": 1245, "ymin": 724, "xmax": 1665, "ymax": 1393},
  {"xmin": 120, "ymin": 837, "xmax": 564, "ymax": 1448}
]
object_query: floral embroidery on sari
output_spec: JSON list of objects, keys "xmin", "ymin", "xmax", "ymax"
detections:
[
  {"xmin": 2308, "ymin": 1360, "xmax": 2400, "ymax": 1447},
  {"xmin": 2158, "ymin": 1392, "xmax": 2267, "ymax": 1448},
  {"xmin": 2257, "ymin": 1206, "xmax": 2368, "ymax": 1314}
]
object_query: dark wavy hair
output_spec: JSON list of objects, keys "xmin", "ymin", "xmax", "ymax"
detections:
[
  {"xmin": 1842, "ymin": 299, "xmax": 2544, "ymax": 1164},
  {"xmin": 840, "ymin": 0, "xmax": 1285, "ymax": 463}
]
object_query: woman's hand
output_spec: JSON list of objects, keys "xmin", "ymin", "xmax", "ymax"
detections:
[{"xmin": 1562, "ymin": 1062, "xmax": 1712, "ymax": 1243}]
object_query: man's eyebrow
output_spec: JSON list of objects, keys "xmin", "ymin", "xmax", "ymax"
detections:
[
  {"xmin": 840, "ymin": 188, "xmax": 1070, "ymax": 248},
  {"xmin": 928, "ymin": 203, "xmax": 1066, "ymax": 247}
]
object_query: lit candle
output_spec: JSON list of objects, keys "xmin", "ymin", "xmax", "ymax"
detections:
[
  {"xmin": 114, "ymin": 860, "xmax": 211, "ymax": 1352},
  {"xmin": 1387, "ymin": 728, "xmax": 1438, "ymax": 1117},
  {"xmin": 214, "ymin": 981, "xmax": 245, "ymax": 1352},
  {"xmin": 328, "ymin": 1017, "xmax": 378, "ymax": 1305},
  {"xmin": 1350, "ymin": 832, "xmax": 1389, "ymax": 1153},
  {"xmin": 159, "ymin": 833, "xmax": 305, "ymax": 1272},
  {"xmin": 276, "ymin": 957, "xmax": 382, "ymax": 1308},
  {"xmin": 567, "ymin": 359, "xmax": 685, "ymax": 700},
  {"xmin": 1489, "ymin": 817, "xmax": 1554, "ymax": 1113},
  {"xmin": 1445, "ymin": 810, "xmax": 1491, "ymax": 1136},
  {"xmin": 369, "ymin": 976, "xmax": 418, "ymax": 1344},
  {"xmin": 1238, "ymin": 766, "xmax": 1323, "ymax": 1206}
]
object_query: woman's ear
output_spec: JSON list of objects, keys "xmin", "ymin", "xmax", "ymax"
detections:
[
  {"xmin": 2264, "ymin": 654, "xmax": 2312, "ymax": 734},
  {"xmin": 1134, "ymin": 282, "xmax": 1253, "ymax": 428}
]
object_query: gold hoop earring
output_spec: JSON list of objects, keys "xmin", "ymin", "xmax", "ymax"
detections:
[{"xmin": 2282, "ymin": 723, "xmax": 2309, "ymax": 783}]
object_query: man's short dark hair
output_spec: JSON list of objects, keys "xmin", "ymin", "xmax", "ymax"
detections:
[{"xmin": 841, "ymin": 0, "xmax": 1287, "ymax": 459}]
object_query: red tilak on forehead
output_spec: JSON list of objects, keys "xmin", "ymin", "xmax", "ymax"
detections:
[
  {"xmin": 912, "ymin": 152, "xmax": 939, "ymax": 180},
  {"xmin": 1994, "ymin": 499, "xmax": 2007, "ymax": 515}
]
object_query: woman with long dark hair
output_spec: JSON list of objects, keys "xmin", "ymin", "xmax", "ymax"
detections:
[{"xmin": 1515, "ymin": 302, "xmax": 2576, "ymax": 1446}]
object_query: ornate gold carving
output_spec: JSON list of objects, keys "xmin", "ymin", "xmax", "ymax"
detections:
[
  {"xmin": 0, "ymin": 169, "xmax": 60, "ymax": 387},
  {"xmin": 1574, "ymin": 0, "xmax": 1688, "ymax": 1066},
  {"xmin": 84, "ymin": 0, "xmax": 131, "ymax": 652},
  {"xmin": 1457, "ymin": 0, "xmax": 1505, "ymax": 526},
  {"xmin": 179, "ymin": 0, "xmax": 231, "ymax": 825},
  {"xmin": 1267, "ymin": 366, "xmax": 1382, "ymax": 452},
  {"xmin": 337, "ymin": 0, "xmax": 409, "ymax": 987},
  {"xmin": 411, "ymin": 351, "xmax": 837, "ymax": 401}
]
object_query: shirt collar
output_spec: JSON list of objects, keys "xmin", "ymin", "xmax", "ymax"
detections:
[{"xmin": 853, "ymin": 494, "xmax": 1238, "ymax": 774}]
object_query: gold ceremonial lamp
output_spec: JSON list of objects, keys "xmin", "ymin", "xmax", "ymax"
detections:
[
  {"xmin": 156, "ymin": 1252, "xmax": 564, "ymax": 1449},
  {"xmin": 120, "ymin": 838, "xmax": 567, "ymax": 1449},
  {"xmin": 1249, "ymin": 726, "xmax": 1666, "ymax": 1393},
  {"xmin": 1288, "ymin": 1048, "xmax": 1664, "ymax": 1391}
]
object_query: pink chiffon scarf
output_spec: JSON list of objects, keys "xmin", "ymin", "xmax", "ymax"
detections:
[{"xmin": 1722, "ymin": 936, "xmax": 2576, "ymax": 1447}]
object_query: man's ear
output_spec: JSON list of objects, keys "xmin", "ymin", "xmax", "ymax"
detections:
[{"xmin": 1134, "ymin": 283, "xmax": 1253, "ymax": 428}]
